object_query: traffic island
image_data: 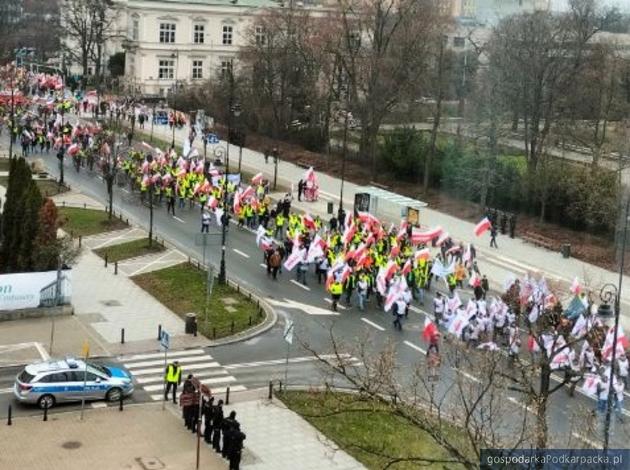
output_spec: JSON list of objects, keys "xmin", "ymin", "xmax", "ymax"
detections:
[
  {"xmin": 132, "ymin": 262, "xmax": 266, "ymax": 340},
  {"xmin": 277, "ymin": 390, "xmax": 474, "ymax": 470},
  {"xmin": 58, "ymin": 207, "xmax": 128, "ymax": 237},
  {"xmin": 93, "ymin": 238, "xmax": 166, "ymax": 263}
]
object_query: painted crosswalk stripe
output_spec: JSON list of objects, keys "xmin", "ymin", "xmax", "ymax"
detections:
[
  {"xmin": 361, "ymin": 318, "xmax": 385, "ymax": 331},
  {"xmin": 0, "ymin": 387, "xmax": 13, "ymax": 394},
  {"xmin": 122, "ymin": 349, "xmax": 206, "ymax": 361},
  {"xmin": 143, "ymin": 376, "xmax": 236, "ymax": 392},
  {"xmin": 124, "ymin": 355, "xmax": 214, "ymax": 369},
  {"xmin": 232, "ymin": 248, "xmax": 250, "ymax": 258},
  {"xmin": 131, "ymin": 362, "xmax": 220, "ymax": 376},
  {"xmin": 149, "ymin": 385, "xmax": 248, "ymax": 401},
  {"xmin": 135, "ymin": 369, "xmax": 228, "ymax": 385},
  {"xmin": 224, "ymin": 354, "xmax": 357, "ymax": 370},
  {"xmin": 173, "ymin": 216, "xmax": 185, "ymax": 223}
]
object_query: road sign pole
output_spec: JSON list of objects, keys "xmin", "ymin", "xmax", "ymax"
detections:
[
  {"xmin": 162, "ymin": 347, "xmax": 167, "ymax": 411},
  {"xmin": 196, "ymin": 390, "xmax": 203, "ymax": 469}
]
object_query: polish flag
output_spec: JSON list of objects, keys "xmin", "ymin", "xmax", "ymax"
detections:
[
  {"xmin": 410, "ymin": 226, "xmax": 443, "ymax": 245},
  {"xmin": 396, "ymin": 219, "xmax": 408, "ymax": 241},
  {"xmin": 340, "ymin": 264, "xmax": 353, "ymax": 284},
  {"xmin": 325, "ymin": 271, "xmax": 335, "ymax": 291},
  {"xmin": 67, "ymin": 143, "xmax": 80, "ymax": 156},
  {"xmin": 384, "ymin": 260, "xmax": 398, "ymax": 280},
  {"xmin": 468, "ymin": 273, "xmax": 481, "ymax": 288},
  {"xmin": 233, "ymin": 191, "xmax": 241, "ymax": 214},
  {"xmin": 581, "ymin": 373, "xmax": 599, "ymax": 397},
  {"xmin": 474, "ymin": 217, "xmax": 492, "ymax": 237},
  {"xmin": 527, "ymin": 335, "xmax": 540, "ymax": 353},
  {"xmin": 357, "ymin": 211, "xmax": 380, "ymax": 228},
  {"xmin": 390, "ymin": 245, "xmax": 400, "ymax": 259},
  {"xmin": 376, "ymin": 269, "xmax": 387, "ymax": 295},
  {"xmin": 414, "ymin": 248, "xmax": 430, "ymax": 262},
  {"xmin": 345, "ymin": 212, "xmax": 354, "ymax": 230},
  {"xmin": 303, "ymin": 214, "xmax": 316, "ymax": 230},
  {"xmin": 402, "ymin": 259, "xmax": 412, "ymax": 276},
  {"xmin": 141, "ymin": 141, "xmax": 154, "ymax": 153},
  {"xmin": 570, "ymin": 277, "xmax": 582, "ymax": 295},
  {"xmin": 602, "ymin": 326, "xmax": 630, "ymax": 361},
  {"xmin": 448, "ymin": 310, "xmax": 470, "ymax": 337},
  {"xmin": 435, "ymin": 232, "xmax": 450, "ymax": 247},
  {"xmin": 342, "ymin": 224, "xmax": 356, "ymax": 247},
  {"xmin": 304, "ymin": 166, "xmax": 316, "ymax": 182},
  {"xmin": 447, "ymin": 293, "xmax": 462, "ymax": 313},
  {"xmin": 446, "ymin": 245, "xmax": 461, "ymax": 255},
  {"xmin": 241, "ymin": 185, "xmax": 255, "ymax": 201},
  {"xmin": 251, "ymin": 172, "xmax": 264, "ymax": 185},
  {"xmin": 422, "ymin": 318, "xmax": 438, "ymax": 342},
  {"xmin": 384, "ymin": 281, "xmax": 404, "ymax": 312}
]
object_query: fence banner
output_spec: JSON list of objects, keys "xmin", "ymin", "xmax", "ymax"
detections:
[{"xmin": 0, "ymin": 270, "xmax": 72, "ymax": 311}]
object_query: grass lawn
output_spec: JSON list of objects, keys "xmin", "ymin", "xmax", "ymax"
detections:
[
  {"xmin": 58, "ymin": 207, "xmax": 128, "ymax": 237},
  {"xmin": 0, "ymin": 175, "xmax": 69, "ymax": 197},
  {"xmin": 93, "ymin": 238, "xmax": 165, "ymax": 263},
  {"xmin": 278, "ymin": 390, "xmax": 472, "ymax": 470},
  {"xmin": 132, "ymin": 262, "xmax": 264, "ymax": 339}
]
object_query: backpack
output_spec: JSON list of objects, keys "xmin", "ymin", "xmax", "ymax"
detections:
[{"xmin": 269, "ymin": 252, "xmax": 281, "ymax": 268}]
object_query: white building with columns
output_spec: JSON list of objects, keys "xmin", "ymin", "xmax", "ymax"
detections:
[{"xmin": 112, "ymin": 0, "xmax": 331, "ymax": 96}]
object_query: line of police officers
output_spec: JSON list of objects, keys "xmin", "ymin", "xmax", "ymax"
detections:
[{"xmin": 173, "ymin": 368, "xmax": 246, "ymax": 470}]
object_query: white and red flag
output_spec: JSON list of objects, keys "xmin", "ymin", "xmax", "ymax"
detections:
[
  {"xmin": 474, "ymin": 217, "xmax": 492, "ymax": 237},
  {"xmin": 601, "ymin": 326, "xmax": 630, "ymax": 361},
  {"xmin": 302, "ymin": 214, "xmax": 316, "ymax": 231},
  {"xmin": 414, "ymin": 248, "xmax": 430, "ymax": 262},
  {"xmin": 410, "ymin": 226, "xmax": 443, "ymax": 245},
  {"xmin": 283, "ymin": 251, "xmax": 302, "ymax": 272},
  {"xmin": 435, "ymin": 232, "xmax": 450, "ymax": 246},
  {"xmin": 251, "ymin": 172, "xmax": 264, "ymax": 185},
  {"xmin": 570, "ymin": 277, "xmax": 582, "ymax": 295}
]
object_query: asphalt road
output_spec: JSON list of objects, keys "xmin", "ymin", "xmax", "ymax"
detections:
[{"xmin": 2, "ymin": 142, "xmax": 629, "ymax": 448}]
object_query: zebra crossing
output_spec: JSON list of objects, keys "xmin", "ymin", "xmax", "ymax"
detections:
[{"xmin": 121, "ymin": 349, "xmax": 246, "ymax": 401}]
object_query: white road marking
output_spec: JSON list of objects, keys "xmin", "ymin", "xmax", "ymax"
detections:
[
  {"xmin": 323, "ymin": 298, "xmax": 347, "ymax": 310},
  {"xmin": 173, "ymin": 216, "xmax": 185, "ymax": 223},
  {"xmin": 34, "ymin": 342, "xmax": 50, "ymax": 361},
  {"xmin": 0, "ymin": 387, "xmax": 14, "ymax": 394},
  {"xmin": 149, "ymin": 385, "xmax": 248, "ymax": 401},
  {"xmin": 259, "ymin": 263, "xmax": 267, "ymax": 268},
  {"xmin": 90, "ymin": 402, "xmax": 108, "ymax": 408},
  {"xmin": 361, "ymin": 318, "xmax": 385, "ymax": 331},
  {"xmin": 121, "ymin": 188, "xmax": 130, "ymax": 193},
  {"xmin": 404, "ymin": 340, "xmax": 427, "ymax": 354},
  {"xmin": 124, "ymin": 355, "xmax": 213, "ymax": 369},
  {"xmin": 135, "ymin": 369, "xmax": 228, "ymax": 385},
  {"xmin": 266, "ymin": 297, "xmax": 339, "ymax": 315},
  {"xmin": 571, "ymin": 432, "xmax": 602, "ymax": 448},
  {"xmin": 122, "ymin": 349, "xmax": 206, "ymax": 361},
  {"xmin": 128, "ymin": 251, "xmax": 176, "ymax": 277},
  {"xmin": 130, "ymin": 362, "xmax": 220, "ymax": 376},
  {"xmin": 453, "ymin": 367, "xmax": 481, "ymax": 383},
  {"xmin": 143, "ymin": 375, "xmax": 237, "ymax": 392},
  {"xmin": 224, "ymin": 354, "xmax": 355, "ymax": 370},
  {"xmin": 289, "ymin": 279, "xmax": 311, "ymax": 291},
  {"xmin": 507, "ymin": 396, "xmax": 535, "ymax": 414},
  {"xmin": 232, "ymin": 248, "xmax": 250, "ymax": 258}
]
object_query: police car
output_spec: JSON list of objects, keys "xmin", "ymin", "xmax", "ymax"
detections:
[{"xmin": 13, "ymin": 357, "xmax": 134, "ymax": 409}]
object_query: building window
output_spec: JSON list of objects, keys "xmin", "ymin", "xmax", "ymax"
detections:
[
  {"xmin": 453, "ymin": 36, "xmax": 465, "ymax": 48},
  {"xmin": 192, "ymin": 60, "xmax": 203, "ymax": 79},
  {"xmin": 132, "ymin": 18, "xmax": 139, "ymax": 40},
  {"xmin": 159, "ymin": 23, "xmax": 176, "ymax": 43},
  {"xmin": 222, "ymin": 25, "xmax": 233, "ymax": 45},
  {"xmin": 255, "ymin": 26, "xmax": 266, "ymax": 46},
  {"xmin": 158, "ymin": 59, "xmax": 174, "ymax": 79},
  {"xmin": 220, "ymin": 59, "xmax": 233, "ymax": 77},
  {"xmin": 194, "ymin": 24, "xmax": 204, "ymax": 44}
]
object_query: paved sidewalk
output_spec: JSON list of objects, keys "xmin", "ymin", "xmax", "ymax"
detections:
[
  {"xmin": 147, "ymin": 122, "xmax": 630, "ymax": 318},
  {"xmin": 0, "ymin": 403, "xmax": 227, "ymax": 470}
]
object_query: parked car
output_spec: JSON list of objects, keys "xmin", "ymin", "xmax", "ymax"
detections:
[{"xmin": 14, "ymin": 357, "xmax": 134, "ymax": 409}]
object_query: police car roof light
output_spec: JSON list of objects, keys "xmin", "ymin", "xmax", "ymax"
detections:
[{"xmin": 65, "ymin": 357, "xmax": 79, "ymax": 369}]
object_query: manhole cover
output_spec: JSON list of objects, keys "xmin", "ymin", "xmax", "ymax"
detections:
[
  {"xmin": 61, "ymin": 441, "xmax": 82, "ymax": 450},
  {"xmin": 135, "ymin": 457, "xmax": 165, "ymax": 470},
  {"xmin": 101, "ymin": 300, "xmax": 122, "ymax": 307}
]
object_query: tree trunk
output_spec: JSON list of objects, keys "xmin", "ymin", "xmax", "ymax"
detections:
[
  {"xmin": 424, "ymin": 39, "xmax": 445, "ymax": 193},
  {"xmin": 535, "ymin": 364, "xmax": 551, "ymax": 469}
]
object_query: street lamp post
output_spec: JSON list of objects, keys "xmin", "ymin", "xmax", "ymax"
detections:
[
  {"xmin": 339, "ymin": 108, "xmax": 349, "ymax": 212},
  {"xmin": 599, "ymin": 195, "xmax": 630, "ymax": 452},
  {"xmin": 170, "ymin": 51, "xmax": 179, "ymax": 149},
  {"xmin": 218, "ymin": 68, "xmax": 236, "ymax": 284},
  {"xmin": 273, "ymin": 148, "xmax": 279, "ymax": 191}
]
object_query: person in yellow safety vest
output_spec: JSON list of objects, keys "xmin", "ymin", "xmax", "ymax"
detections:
[
  {"xmin": 238, "ymin": 205, "xmax": 246, "ymax": 228},
  {"xmin": 447, "ymin": 272, "xmax": 457, "ymax": 294},
  {"xmin": 330, "ymin": 281, "xmax": 343, "ymax": 312},
  {"xmin": 275, "ymin": 213, "xmax": 285, "ymax": 239},
  {"xmin": 164, "ymin": 360, "xmax": 182, "ymax": 403},
  {"xmin": 256, "ymin": 184, "xmax": 265, "ymax": 200},
  {"xmin": 245, "ymin": 203, "xmax": 254, "ymax": 228}
]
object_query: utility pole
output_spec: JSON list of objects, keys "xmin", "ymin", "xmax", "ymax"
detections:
[{"xmin": 218, "ymin": 67, "xmax": 234, "ymax": 284}]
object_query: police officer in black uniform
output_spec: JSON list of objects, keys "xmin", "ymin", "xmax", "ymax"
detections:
[
  {"xmin": 212, "ymin": 399, "xmax": 224, "ymax": 453},
  {"xmin": 228, "ymin": 423, "xmax": 246, "ymax": 470}
]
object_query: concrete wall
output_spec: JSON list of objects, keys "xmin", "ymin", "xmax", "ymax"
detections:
[{"xmin": 0, "ymin": 305, "xmax": 74, "ymax": 322}]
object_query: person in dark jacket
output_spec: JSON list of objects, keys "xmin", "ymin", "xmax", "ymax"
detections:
[
  {"xmin": 203, "ymin": 396, "xmax": 214, "ymax": 443},
  {"xmin": 182, "ymin": 374, "xmax": 196, "ymax": 430},
  {"xmin": 228, "ymin": 423, "xmax": 246, "ymax": 470},
  {"xmin": 212, "ymin": 400, "xmax": 224, "ymax": 452},
  {"xmin": 222, "ymin": 410, "xmax": 239, "ymax": 459}
]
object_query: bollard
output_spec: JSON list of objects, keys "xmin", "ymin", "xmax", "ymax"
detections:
[
  {"xmin": 248, "ymin": 293, "xmax": 252, "ymax": 301},
  {"xmin": 231, "ymin": 320, "xmax": 234, "ymax": 333},
  {"xmin": 83, "ymin": 203, "xmax": 86, "ymax": 209},
  {"xmin": 114, "ymin": 262, "xmax": 118, "ymax": 275},
  {"xmin": 78, "ymin": 235, "xmax": 82, "ymax": 248},
  {"xmin": 225, "ymin": 386, "xmax": 230, "ymax": 405},
  {"xmin": 193, "ymin": 320, "xmax": 198, "ymax": 337},
  {"xmin": 279, "ymin": 380, "xmax": 283, "ymax": 392},
  {"xmin": 257, "ymin": 299, "xmax": 260, "ymax": 308},
  {"xmin": 237, "ymin": 284, "xmax": 240, "ymax": 293},
  {"xmin": 70, "ymin": 230, "xmax": 74, "ymax": 238},
  {"xmin": 213, "ymin": 327, "xmax": 216, "ymax": 339},
  {"xmin": 157, "ymin": 324, "xmax": 162, "ymax": 341},
  {"xmin": 248, "ymin": 316, "xmax": 252, "ymax": 326},
  {"xmin": 63, "ymin": 201, "xmax": 66, "ymax": 207},
  {"xmin": 268, "ymin": 381, "xmax": 273, "ymax": 400},
  {"xmin": 121, "ymin": 328, "xmax": 125, "ymax": 344},
  {"xmin": 119, "ymin": 393, "xmax": 124, "ymax": 411},
  {"xmin": 7, "ymin": 405, "xmax": 12, "ymax": 425},
  {"xmin": 104, "ymin": 253, "xmax": 108, "ymax": 268},
  {"xmin": 43, "ymin": 402, "xmax": 48, "ymax": 421}
]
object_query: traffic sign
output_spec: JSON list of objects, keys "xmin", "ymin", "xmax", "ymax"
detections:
[
  {"xmin": 160, "ymin": 330, "xmax": 170, "ymax": 350},
  {"xmin": 206, "ymin": 133, "xmax": 220, "ymax": 144},
  {"xmin": 283, "ymin": 320, "xmax": 294, "ymax": 345}
]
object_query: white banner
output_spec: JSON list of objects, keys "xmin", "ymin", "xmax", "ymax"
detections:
[{"xmin": 0, "ymin": 270, "xmax": 72, "ymax": 311}]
